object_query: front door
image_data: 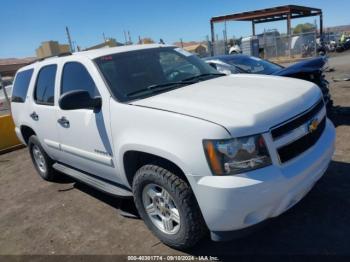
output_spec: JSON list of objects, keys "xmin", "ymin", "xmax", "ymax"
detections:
[{"xmin": 56, "ymin": 61, "xmax": 120, "ymax": 183}]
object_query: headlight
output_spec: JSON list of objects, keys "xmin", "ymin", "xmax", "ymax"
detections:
[{"xmin": 203, "ymin": 134, "xmax": 272, "ymax": 175}]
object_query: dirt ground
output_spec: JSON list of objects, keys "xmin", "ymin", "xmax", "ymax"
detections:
[{"xmin": 0, "ymin": 52, "xmax": 349, "ymax": 259}]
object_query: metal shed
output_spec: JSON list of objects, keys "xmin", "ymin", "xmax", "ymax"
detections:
[{"xmin": 210, "ymin": 5, "xmax": 323, "ymax": 55}]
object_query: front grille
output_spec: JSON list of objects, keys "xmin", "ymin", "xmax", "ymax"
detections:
[
  {"xmin": 277, "ymin": 117, "xmax": 326, "ymax": 163},
  {"xmin": 271, "ymin": 99, "xmax": 324, "ymax": 140}
]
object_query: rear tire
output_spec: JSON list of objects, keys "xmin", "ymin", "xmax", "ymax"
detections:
[
  {"xmin": 28, "ymin": 135, "xmax": 57, "ymax": 181},
  {"xmin": 132, "ymin": 164, "xmax": 207, "ymax": 250}
]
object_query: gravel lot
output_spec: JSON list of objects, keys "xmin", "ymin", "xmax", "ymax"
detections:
[{"xmin": 0, "ymin": 52, "xmax": 349, "ymax": 259}]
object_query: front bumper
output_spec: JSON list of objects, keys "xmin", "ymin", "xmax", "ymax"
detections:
[{"xmin": 187, "ymin": 119, "xmax": 335, "ymax": 240}]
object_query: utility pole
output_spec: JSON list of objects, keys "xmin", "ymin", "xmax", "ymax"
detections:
[
  {"xmin": 123, "ymin": 30, "xmax": 128, "ymax": 45},
  {"xmin": 128, "ymin": 31, "xmax": 132, "ymax": 44},
  {"xmin": 66, "ymin": 26, "xmax": 74, "ymax": 52},
  {"xmin": 223, "ymin": 29, "xmax": 228, "ymax": 54},
  {"xmin": 138, "ymin": 35, "xmax": 142, "ymax": 44},
  {"xmin": 206, "ymin": 35, "xmax": 211, "ymax": 56},
  {"xmin": 224, "ymin": 20, "xmax": 227, "ymax": 44},
  {"xmin": 103, "ymin": 32, "xmax": 107, "ymax": 42},
  {"xmin": 210, "ymin": 20, "xmax": 215, "ymax": 56},
  {"xmin": 180, "ymin": 38, "xmax": 183, "ymax": 48}
]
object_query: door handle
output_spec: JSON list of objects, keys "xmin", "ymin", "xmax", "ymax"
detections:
[
  {"xmin": 57, "ymin": 117, "xmax": 70, "ymax": 128},
  {"xmin": 30, "ymin": 111, "xmax": 39, "ymax": 121}
]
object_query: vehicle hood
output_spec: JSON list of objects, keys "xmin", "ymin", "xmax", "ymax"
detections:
[
  {"xmin": 131, "ymin": 75, "xmax": 321, "ymax": 136},
  {"xmin": 272, "ymin": 56, "xmax": 327, "ymax": 76}
]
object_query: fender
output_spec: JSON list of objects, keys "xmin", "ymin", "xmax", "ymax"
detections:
[{"xmin": 117, "ymin": 143, "xmax": 190, "ymax": 187}]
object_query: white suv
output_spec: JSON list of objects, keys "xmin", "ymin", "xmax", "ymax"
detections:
[{"xmin": 11, "ymin": 44, "xmax": 335, "ymax": 249}]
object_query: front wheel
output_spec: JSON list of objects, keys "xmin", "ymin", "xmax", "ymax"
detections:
[{"xmin": 132, "ymin": 165, "xmax": 207, "ymax": 250}]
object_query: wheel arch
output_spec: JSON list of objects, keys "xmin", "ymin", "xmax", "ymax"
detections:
[
  {"xmin": 123, "ymin": 150, "xmax": 190, "ymax": 188},
  {"xmin": 20, "ymin": 125, "xmax": 36, "ymax": 145}
]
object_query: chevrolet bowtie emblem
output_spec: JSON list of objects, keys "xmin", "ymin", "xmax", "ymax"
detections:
[{"xmin": 308, "ymin": 118, "xmax": 319, "ymax": 133}]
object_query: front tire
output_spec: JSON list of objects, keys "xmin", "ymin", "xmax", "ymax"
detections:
[
  {"xmin": 28, "ymin": 135, "xmax": 57, "ymax": 181},
  {"xmin": 133, "ymin": 165, "xmax": 207, "ymax": 250}
]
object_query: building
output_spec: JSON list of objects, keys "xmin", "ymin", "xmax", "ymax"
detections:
[
  {"xmin": 36, "ymin": 41, "xmax": 70, "ymax": 59},
  {"xmin": 173, "ymin": 41, "xmax": 203, "ymax": 48},
  {"xmin": 183, "ymin": 44, "xmax": 208, "ymax": 57},
  {"xmin": 323, "ymin": 25, "xmax": 350, "ymax": 42},
  {"xmin": 84, "ymin": 38, "xmax": 124, "ymax": 51},
  {"xmin": 324, "ymin": 25, "xmax": 350, "ymax": 34}
]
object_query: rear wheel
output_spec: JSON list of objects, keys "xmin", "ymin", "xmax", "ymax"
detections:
[
  {"xmin": 28, "ymin": 135, "xmax": 58, "ymax": 181},
  {"xmin": 133, "ymin": 165, "xmax": 207, "ymax": 250}
]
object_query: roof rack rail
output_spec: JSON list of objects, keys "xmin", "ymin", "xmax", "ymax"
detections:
[
  {"xmin": 58, "ymin": 52, "xmax": 72, "ymax": 57},
  {"xmin": 37, "ymin": 52, "xmax": 72, "ymax": 62},
  {"xmin": 37, "ymin": 55, "xmax": 55, "ymax": 62}
]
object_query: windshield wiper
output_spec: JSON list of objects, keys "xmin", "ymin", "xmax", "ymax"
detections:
[
  {"xmin": 126, "ymin": 80, "xmax": 196, "ymax": 98},
  {"xmin": 233, "ymin": 65, "xmax": 248, "ymax": 73},
  {"xmin": 182, "ymin": 73, "xmax": 226, "ymax": 82}
]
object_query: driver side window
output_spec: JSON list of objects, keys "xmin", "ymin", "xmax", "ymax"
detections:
[{"xmin": 61, "ymin": 62, "xmax": 100, "ymax": 97}]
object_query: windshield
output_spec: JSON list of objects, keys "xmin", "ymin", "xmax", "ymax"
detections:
[
  {"xmin": 94, "ymin": 47, "xmax": 220, "ymax": 102},
  {"xmin": 223, "ymin": 56, "xmax": 283, "ymax": 75}
]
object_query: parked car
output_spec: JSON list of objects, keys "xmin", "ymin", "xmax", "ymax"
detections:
[
  {"xmin": 11, "ymin": 44, "xmax": 335, "ymax": 249},
  {"xmin": 0, "ymin": 85, "xmax": 12, "ymax": 111},
  {"xmin": 336, "ymin": 38, "xmax": 350, "ymax": 52},
  {"xmin": 204, "ymin": 54, "xmax": 333, "ymax": 109}
]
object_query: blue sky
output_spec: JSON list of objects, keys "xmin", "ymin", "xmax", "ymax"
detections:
[{"xmin": 1, "ymin": 0, "xmax": 350, "ymax": 58}]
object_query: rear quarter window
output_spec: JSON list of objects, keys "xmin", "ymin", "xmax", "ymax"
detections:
[{"xmin": 11, "ymin": 69, "xmax": 34, "ymax": 103}]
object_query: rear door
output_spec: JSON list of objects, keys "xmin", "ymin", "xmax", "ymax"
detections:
[
  {"xmin": 56, "ymin": 60, "xmax": 120, "ymax": 183},
  {"xmin": 29, "ymin": 64, "xmax": 61, "ymax": 160}
]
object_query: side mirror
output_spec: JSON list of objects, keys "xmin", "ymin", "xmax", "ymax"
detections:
[
  {"xmin": 59, "ymin": 90, "xmax": 101, "ymax": 111},
  {"xmin": 208, "ymin": 63, "xmax": 217, "ymax": 69}
]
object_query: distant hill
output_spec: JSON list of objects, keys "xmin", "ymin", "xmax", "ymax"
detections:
[
  {"xmin": 325, "ymin": 25, "xmax": 350, "ymax": 33},
  {"xmin": 0, "ymin": 57, "xmax": 36, "ymax": 66}
]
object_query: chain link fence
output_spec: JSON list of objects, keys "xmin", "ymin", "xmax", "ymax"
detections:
[
  {"xmin": 262, "ymin": 31, "xmax": 317, "ymax": 60},
  {"xmin": 208, "ymin": 31, "xmax": 318, "ymax": 60},
  {"xmin": 210, "ymin": 40, "xmax": 226, "ymax": 57},
  {"xmin": 0, "ymin": 84, "xmax": 12, "ymax": 116},
  {"xmin": 0, "ymin": 77, "xmax": 23, "ymax": 153}
]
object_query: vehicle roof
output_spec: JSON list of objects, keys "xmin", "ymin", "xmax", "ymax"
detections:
[
  {"xmin": 18, "ymin": 44, "xmax": 175, "ymax": 72},
  {"xmin": 205, "ymin": 54, "xmax": 250, "ymax": 61},
  {"xmin": 75, "ymin": 43, "xmax": 174, "ymax": 59}
]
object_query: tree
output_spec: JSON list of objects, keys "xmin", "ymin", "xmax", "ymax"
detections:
[{"xmin": 292, "ymin": 23, "xmax": 316, "ymax": 35}]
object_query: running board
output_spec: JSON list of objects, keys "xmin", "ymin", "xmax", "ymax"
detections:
[{"xmin": 53, "ymin": 163, "xmax": 133, "ymax": 198}]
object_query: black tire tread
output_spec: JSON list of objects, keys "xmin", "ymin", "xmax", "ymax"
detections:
[
  {"xmin": 133, "ymin": 164, "xmax": 207, "ymax": 250},
  {"xmin": 28, "ymin": 135, "xmax": 57, "ymax": 181}
]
